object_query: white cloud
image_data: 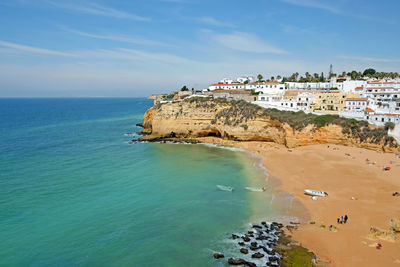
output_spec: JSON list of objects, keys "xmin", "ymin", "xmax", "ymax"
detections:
[
  {"xmin": 211, "ymin": 32, "xmax": 287, "ymax": 54},
  {"xmin": 44, "ymin": 1, "xmax": 150, "ymax": 21},
  {"xmin": 63, "ymin": 27, "xmax": 173, "ymax": 47},
  {"xmin": 196, "ymin": 17, "xmax": 233, "ymax": 27},
  {"xmin": 0, "ymin": 40, "xmax": 75, "ymax": 57},
  {"xmin": 78, "ymin": 47, "xmax": 198, "ymax": 66},
  {"xmin": 281, "ymin": 0, "xmax": 340, "ymax": 14},
  {"xmin": 339, "ymin": 55, "xmax": 400, "ymax": 63}
]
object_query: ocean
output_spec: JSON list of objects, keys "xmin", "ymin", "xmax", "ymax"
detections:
[{"xmin": 0, "ymin": 98, "xmax": 291, "ymax": 266}]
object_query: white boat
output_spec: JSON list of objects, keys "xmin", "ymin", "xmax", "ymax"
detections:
[
  {"xmin": 217, "ymin": 185, "xmax": 233, "ymax": 192},
  {"xmin": 304, "ymin": 189, "xmax": 328, "ymax": 197}
]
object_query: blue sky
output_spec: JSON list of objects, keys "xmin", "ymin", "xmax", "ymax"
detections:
[{"xmin": 0, "ymin": 0, "xmax": 399, "ymax": 97}]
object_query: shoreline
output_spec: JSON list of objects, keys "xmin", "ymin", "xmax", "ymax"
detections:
[{"xmin": 196, "ymin": 137, "xmax": 400, "ymax": 267}]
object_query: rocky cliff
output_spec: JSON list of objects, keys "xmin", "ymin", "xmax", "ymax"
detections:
[{"xmin": 140, "ymin": 98, "xmax": 399, "ymax": 152}]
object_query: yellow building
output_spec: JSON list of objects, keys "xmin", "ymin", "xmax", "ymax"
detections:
[{"xmin": 310, "ymin": 91, "xmax": 360, "ymax": 114}]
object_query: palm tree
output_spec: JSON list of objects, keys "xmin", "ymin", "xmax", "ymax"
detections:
[{"xmin": 257, "ymin": 74, "xmax": 263, "ymax": 82}]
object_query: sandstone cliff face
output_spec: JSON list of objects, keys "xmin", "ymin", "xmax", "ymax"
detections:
[{"xmin": 140, "ymin": 100, "xmax": 399, "ymax": 152}]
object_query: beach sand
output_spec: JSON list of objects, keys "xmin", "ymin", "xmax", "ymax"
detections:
[{"xmin": 197, "ymin": 137, "xmax": 400, "ymax": 267}]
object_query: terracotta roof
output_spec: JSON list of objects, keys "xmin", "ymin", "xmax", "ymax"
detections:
[
  {"xmin": 346, "ymin": 98, "xmax": 368, "ymax": 101},
  {"xmin": 374, "ymin": 113, "xmax": 400, "ymax": 116},
  {"xmin": 355, "ymin": 86, "xmax": 364, "ymax": 90},
  {"xmin": 368, "ymin": 81, "xmax": 396, "ymax": 84},
  {"xmin": 365, "ymin": 108, "xmax": 374, "ymax": 112}
]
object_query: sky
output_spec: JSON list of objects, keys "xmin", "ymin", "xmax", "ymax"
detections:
[{"xmin": 0, "ymin": 0, "xmax": 400, "ymax": 97}]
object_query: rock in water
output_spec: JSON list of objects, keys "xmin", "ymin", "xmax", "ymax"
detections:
[
  {"xmin": 242, "ymin": 236, "xmax": 251, "ymax": 242},
  {"xmin": 251, "ymin": 252, "xmax": 264, "ymax": 258},
  {"xmin": 213, "ymin": 253, "xmax": 224, "ymax": 259},
  {"xmin": 238, "ymin": 241, "xmax": 245, "ymax": 246},
  {"xmin": 232, "ymin": 234, "xmax": 240, "ymax": 239},
  {"xmin": 240, "ymin": 248, "xmax": 248, "ymax": 254},
  {"xmin": 228, "ymin": 258, "xmax": 247, "ymax": 265}
]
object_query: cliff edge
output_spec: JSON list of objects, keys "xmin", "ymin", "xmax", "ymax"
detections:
[{"xmin": 140, "ymin": 98, "xmax": 399, "ymax": 152}]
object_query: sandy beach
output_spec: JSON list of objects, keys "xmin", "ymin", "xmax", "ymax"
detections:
[{"xmin": 198, "ymin": 137, "xmax": 400, "ymax": 267}]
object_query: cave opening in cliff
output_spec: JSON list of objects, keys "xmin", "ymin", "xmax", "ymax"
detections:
[{"xmin": 207, "ymin": 130, "xmax": 221, "ymax": 137}]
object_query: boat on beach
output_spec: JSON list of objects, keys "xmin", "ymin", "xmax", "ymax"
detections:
[{"xmin": 304, "ymin": 189, "xmax": 328, "ymax": 197}]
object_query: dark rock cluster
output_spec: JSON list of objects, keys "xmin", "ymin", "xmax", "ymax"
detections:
[{"xmin": 213, "ymin": 221, "xmax": 284, "ymax": 267}]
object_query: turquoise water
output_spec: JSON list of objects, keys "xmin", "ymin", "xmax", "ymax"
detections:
[{"xmin": 0, "ymin": 98, "xmax": 277, "ymax": 266}]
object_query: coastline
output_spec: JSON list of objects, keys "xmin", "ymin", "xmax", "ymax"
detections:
[{"xmin": 197, "ymin": 137, "xmax": 400, "ymax": 267}]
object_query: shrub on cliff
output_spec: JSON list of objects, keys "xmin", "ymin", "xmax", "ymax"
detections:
[
  {"xmin": 181, "ymin": 97, "xmax": 398, "ymax": 147},
  {"xmin": 385, "ymin": 122, "xmax": 395, "ymax": 131}
]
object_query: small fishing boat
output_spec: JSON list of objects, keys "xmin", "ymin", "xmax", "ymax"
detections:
[
  {"xmin": 304, "ymin": 189, "xmax": 328, "ymax": 197},
  {"xmin": 217, "ymin": 185, "xmax": 233, "ymax": 192},
  {"xmin": 384, "ymin": 166, "xmax": 391, "ymax": 171}
]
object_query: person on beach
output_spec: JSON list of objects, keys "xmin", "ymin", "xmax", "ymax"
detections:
[
  {"xmin": 337, "ymin": 218, "xmax": 340, "ymax": 224},
  {"xmin": 329, "ymin": 225, "xmax": 333, "ymax": 231},
  {"xmin": 344, "ymin": 215, "xmax": 348, "ymax": 223},
  {"xmin": 341, "ymin": 216, "xmax": 343, "ymax": 223},
  {"xmin": 312, "ymin": 256, "xmax": 317, "ymax": 265},
  {"xmin": 262, "ymin": 187, "xmax": 267, "ymax": 192},
  {"xmin": 376, "ymin": 243, "xmax": 382, "ymax": 249}
]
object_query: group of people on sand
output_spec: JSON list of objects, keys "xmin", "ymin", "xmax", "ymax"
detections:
[
  {"xmin": 393, "ymin": 192, "xmax": 400, "ymax": 197},
  {"xmin": 337, "ymin": 215, "xmax": 348, "ymax": 224}
]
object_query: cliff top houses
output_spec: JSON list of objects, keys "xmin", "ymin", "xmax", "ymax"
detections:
[{"xmin": 204, "ymin": 75, "xmax": 400, "ymax": 126}]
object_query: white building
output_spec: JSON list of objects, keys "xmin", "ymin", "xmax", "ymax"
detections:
[
  {"xmin": 257, "ymin": 92, "xmax": 283, "ymax": 105},
  {"xmin": 236, "ymin": 76, "xmax": 255, "ymax": 84},
  {"xmin": 345, "ymin": 98, "xmax": 369, "ymax": 111},
  {"xmin": 246, "ymin": 81, "xmax": 285, "ymax": 93},
  {"xmin": 361, "ymin": 80, "xmax": 400, "ymax": 114},
  {"xmin": 285, "ymin": 82, "xmax": 330, "ymax": 90},
  {"xmin": 340, "ymin": 80, "xmax": 367, "ymax": 93},
  {"xmin": 208, "ymin": 83, "xmax": 245, "ymax": 91},
  {"xmin": 296, "ymin": 92, "xmax": 316, "ymax": 111},
  {"xmin": 219, "ymin": 78, "xmax": 233, "ymax": 84},
  {"xmin": 365, "ymin": 108, "xmax": 400, "ymax": 125}
]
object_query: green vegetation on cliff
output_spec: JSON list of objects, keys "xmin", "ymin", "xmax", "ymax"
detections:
[{"xmin": 184, "ymin": 97, "xmax": 397, "ymax": 147}]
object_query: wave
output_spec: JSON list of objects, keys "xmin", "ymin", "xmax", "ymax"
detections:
[
  {"xmin": 124, "ymin": 133, "xmax": 140, "ymax": 137},
  {"xmin": 200, "ymin": 143, "xmax": 243, "ymax": 152}
]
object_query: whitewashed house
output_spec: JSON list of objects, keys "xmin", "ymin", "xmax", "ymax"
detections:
[
  {"xmin": 285, "ymin": 82, "xmax": 330, "ymax": 90},
  {"xmin": 361, "ymin": 80, "xmax": 400, "ymax": 114},
  {"xmin": 246, "ymin": 81, "xmax": 285, "ymax": 93},
  {"xmin": 345, "ymin": 98, "xmax": 369, "ymax": 111},
  {"xmin": 296, "ymin": 92, "xmax": 315, "ymax": 111},
  {"xmin": 207, "ymin": 83, "xmax": 245, "ymax": 91},
  {"xmin": 236, "ymin": 76, "xmax": 255, "ymax": 84},
  {"xmin": 219, "ymin": 78, "xmax": 233, "ymax": 84}
]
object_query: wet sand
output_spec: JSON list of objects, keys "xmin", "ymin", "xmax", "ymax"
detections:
[{"xmin": 197, "ymin": 137, "xmax": 400, "ymax": 267}]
